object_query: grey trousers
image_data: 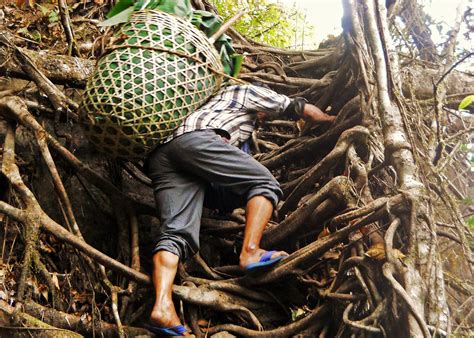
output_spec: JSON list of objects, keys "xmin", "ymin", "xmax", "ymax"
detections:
[{"xmin": 145, "ymin": 129, "xmax": 282, "ymax": 260}]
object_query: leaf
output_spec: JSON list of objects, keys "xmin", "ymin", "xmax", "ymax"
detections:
[
  {"xmin": 51, "ymin": 273, "xmax": 60, "ymax": 289},
  {"xmin": 106, "ymin": 0, "xmax": 134, "ymax": 19},
  {"xmin": 328, "ymin": 267, "xmax": 338, "ymax": 278},
  {"xmin": 365, "ymin": 243, "xmax": 386, "ymax": 260},
  {"xmin": 17, "ymin": 27, "xmax": 29, "ymax": 35},
  {"xmin": 232, "ymin": 54, "xmax": 244, "ymax": 77},
  {"xmin": 467, "ymin": 217, "xmax": 474, "ymax": 229},
  {"xmin": 41, "ymin": 288, "xmax": 49, "ymax": 301},
  {"xmin": 290, "ymin": 307, "xmax": 306, "ymax": 321},
  {"xmin": 458, "ymin": 95, "xmax": 474, "ymax": 110},
  {"xmin": 30, "ymin": 30, "xmax": 42, "ymax": 43},
  {"xmin": 317, "ymin": 227, "xmax": 330, "ymax": 239},
  {"xmin": 322, "ymin": 249, "xmax": 340, "ymax": 260},
  {"xmin": 16, "ymin": 0, "xmax": 36, "ymax": 8},
  {"xmin": 39, "ymin": 239, "xmax": 55, "ymax": 253},
  {"xmin": 37, "ymin": 4, "xmax": 50, "ymax": 16},
  {"xmin": 48, "ymin": 10, "xmax": 59, "ymax": 24},
  {"xmin": 365, "ymin": 243, "xmax": 406, "ymax": 261},
  {"xmin": 99, "ymin": 7, "xmax": 135, "ymax": 27}
]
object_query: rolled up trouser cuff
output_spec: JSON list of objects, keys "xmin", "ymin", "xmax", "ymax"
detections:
[
  {"xmin": 152, "ymin": 234, "xmax": 196, "ymax": 260},
  {"xmin": 247, "ymin": 186, "xmax": 281, "ymax": 208}
]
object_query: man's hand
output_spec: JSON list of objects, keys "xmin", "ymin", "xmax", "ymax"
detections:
[
  {"xmin": 302, "ymin": 103, "xmax": 336, "ymax": 125},
  {"xmin": 298, "ymin": 103, "xmax": 335, "ymax": 136}
]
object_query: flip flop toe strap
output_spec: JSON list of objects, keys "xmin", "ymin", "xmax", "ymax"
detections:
[
  {"xmin": 259, "ymin": 250, "xmax": 277, "ymax": 263},
  {"xmin": 145, "ymin": 323, "xmax": 187, "ymax": 336}
]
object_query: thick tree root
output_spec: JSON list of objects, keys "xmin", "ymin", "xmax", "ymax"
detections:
[{"xmin": 0, "ymin": 300, "xmax": 83, "ymax": 338}]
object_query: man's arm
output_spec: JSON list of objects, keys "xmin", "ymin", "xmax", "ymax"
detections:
[
  {"xmin": 284, "ymin": 97, "xmax": 335, "ymax": 125},
  {"xmin": 246, "ymin": 85, "xmax": 335, "ymax": 126},
  {"xmin": 301, "ymin": 103, "xmax": 336, "ymax": 126}
]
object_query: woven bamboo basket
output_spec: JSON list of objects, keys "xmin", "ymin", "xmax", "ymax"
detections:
[{"xmin": 80, "ymin": 10, "xmax": 224, "ymax": 158}]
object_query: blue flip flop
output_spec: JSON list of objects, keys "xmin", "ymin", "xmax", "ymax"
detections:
[
  {"xmin": 144, "ymin": 323, "xmax": 187, "ymax": 336},
  {"xmin": 245, "ymin": 250, "xmax": 285, "ymax": 271}
]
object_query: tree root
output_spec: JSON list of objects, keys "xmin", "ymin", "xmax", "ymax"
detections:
[
  {"xmin": 0, "ymin": 97, "xmax": 155, "ymax": 215},
  {"xmin": 0, "ymin": 32, "xmax": 94, "ymax": 87},
  {"xmin": 205, "ymin": 304, "xmax": 329, "ymax": 337},
  {"xmin": 261, "ymin": 97, "xmax": 363, "ymax": 170},
  {"xmin": 173, "ymin": 285, "xmax": 263, "ymax": 329},
  {"xmin": 0, "ymin": 300, "xmax": 83, "ymax": 338},
  {"xmin": 1, "ymin": 299, "xmax": 149, "ymax": 337},
  {"xmin": 263, "ymin": 176, "xmax": 354, "ymax": 248},
  {"xmin": 240, "ymin": 72, "xmax": 333, "ymax": 89},
  {"xmin": 279, "ymin": 125, "xmax": 369, "ymax": 215},
  {"xmin": 383, "ymin": 263, "xmax": 431, "ymax": 338},
  {"xmin": 16, "ymin": 222, "xmax": 38, "ymax": 302},
  {"xmin": 342, "ymin": 302, "xmax": 384, "ymax": 333},
  {"xmin": 250, "ymin": 195, "xmax": 398, "ymax": 285}
]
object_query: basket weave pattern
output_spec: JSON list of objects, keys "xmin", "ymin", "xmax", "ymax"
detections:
[{"xmin": 81, "ymin": 10, "xmax": 224, "ymax": 158}]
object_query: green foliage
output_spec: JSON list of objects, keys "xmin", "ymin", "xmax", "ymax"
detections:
[
  {"xmin": 209, "ymin": 0, "xmax": 314, "ymax": 48},
  {"xmin": 465, "ymin": 213, "xmax": 474, "ymax": 244},
  {"xmin": 458, "ymin": 95, "xmax": 474, "ymax": 110},
  {"xmin": 48, "ymin": 10, "xmax": 59, "ymax": 24},
  {"xmin": 36, "ymin": 4, "xmax": 59, "ymax": 24},
  {"xmin": 462, "ymin": 197, "xmax": 474, "ymax": 206}
]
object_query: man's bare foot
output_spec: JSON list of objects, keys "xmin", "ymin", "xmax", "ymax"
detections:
[
  {"xmin": 239, "ymin": 248, "xmax": 288, "ymax": 269},
  {"xmin": 149, "ymin": 300, "xmax": 189, "ymax": 336},
  {"xmin": 150, "ymin": 298, "xmax": 182, "ymax": 326},
  {"xmin": 150, "ymin": 250, "xmax": 189, "ymax": 335},
  {"xmin": 150, "ymin": 301, "xmax": 190, "ymax": 335}
]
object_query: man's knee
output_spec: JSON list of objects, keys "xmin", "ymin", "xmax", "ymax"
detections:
[
  {"xmin": 152, "ymin": 234, "xmax": 198, "ymax": 261},
  {"xmin": 247, "ymin": 176, "xmax": 282, "ymax": 208}
]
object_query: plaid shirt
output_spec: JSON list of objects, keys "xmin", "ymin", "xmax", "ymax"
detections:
[{"xmin": 167, "ymin": 84, "xmax": 291, "ymax": 147}]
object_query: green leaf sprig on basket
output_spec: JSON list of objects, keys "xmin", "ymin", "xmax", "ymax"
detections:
[{"xmin": 101, "ymin": 0, "xmax": 241, "ymax": 77}]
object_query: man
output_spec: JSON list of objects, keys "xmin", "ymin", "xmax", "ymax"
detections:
[{"xmin": 145, "ymin": 84, "xmax": 335, "ymax": 336}]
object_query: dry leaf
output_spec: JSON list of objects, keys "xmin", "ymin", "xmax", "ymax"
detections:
[
  {"xmin": 365, "ymin": 243, "xmax": 406, "ymax": 261},
  {"xmin": 51, "ymin": 273, "xmax": 59, "ymax": 289},
  {"xmin": 322, "ymin": 249, "xmax": 340, "ymax": 260},
  {"xmin": 291, "ymin": 307, "xmax": 307, "ymax": 321},
  {"xmin": 392, "ymin": 249, "xmax": 406, "ymax": 260},
  {"xmin": 296, "ymin": 119, "xmax": 305, "ymax": 132},
  {"xmin": 0, "ymin": 268, "xmax": 5, "ymax": 285},
  {"xmin": 365, "ymin": 243, "xmax": 386, "ymax": 260},
  {"xmin": 16, "ymin": 0, "xmax": 36, "ymax": 8},
  {"xmin": 317, "ymin": 228, "xmax": 330, "ymax": 240},
  {"xmin": 39, "ymin": 240, "xmax": 55, "ymax": 253},
  {"xmin": 328, "ymin": 267, "xmax": 338, "ymax": 278},
  {"xmin": 41, "ymin": 289, "xmax": 49, "ymax": 301},
  {"xmin": 38, "ymin": 284, "xmax": 48, "ymax": 301}
]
